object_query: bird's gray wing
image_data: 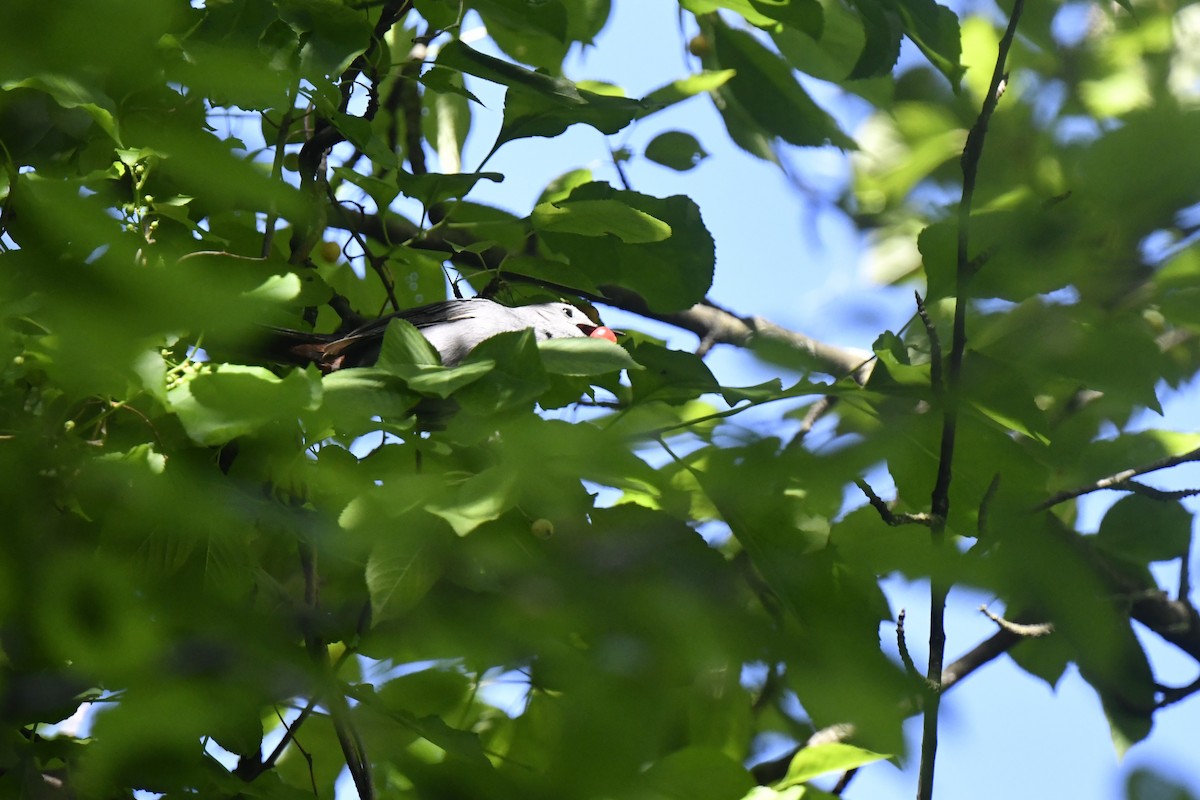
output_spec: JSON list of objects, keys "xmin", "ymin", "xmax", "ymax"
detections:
[
  {"xmin": 396, "ymin": 299, "xmax": 489, "ymax": 329},
  {"xmin": 336, "ymin": 299, "xmax": 489, "ymax": 340}
]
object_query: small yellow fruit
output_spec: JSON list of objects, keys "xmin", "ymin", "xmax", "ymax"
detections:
[
  {"xmin": 530, "ymin": 519, "xmax": 555, "ymax": 540},
  {"xmin": 318, "ymin": 241, "xmax": 341, "ymax": 262},
  {"xmin": 688, "ymin": 34, "xmax": 711, "ymax": 58}
]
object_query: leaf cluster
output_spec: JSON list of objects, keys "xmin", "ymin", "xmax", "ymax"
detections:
[{"xmin": 2, "ymin": 1, "xmax": 1200, "ymax": 799}]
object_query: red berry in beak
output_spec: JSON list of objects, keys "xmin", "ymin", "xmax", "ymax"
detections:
[{"xmin": 588, "ymin": 325, "xmax": 617, "ymax": 342}]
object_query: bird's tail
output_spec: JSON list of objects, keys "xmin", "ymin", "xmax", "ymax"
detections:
[{"xmin": 254, "ymin": 327, "xmax": 374, "ymax": 372}]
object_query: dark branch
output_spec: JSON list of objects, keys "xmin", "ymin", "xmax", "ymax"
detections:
[
  {"xmin": 1034, "ymin": 447, "xmax": 1200, "ymax": 511},
  {"xmin": 920, "ymin": 5, "xmax": 1025, "ymax": 798},
  {"xmin": 856, "ymin": 479, "xmax": 934, "ymax": 527}
]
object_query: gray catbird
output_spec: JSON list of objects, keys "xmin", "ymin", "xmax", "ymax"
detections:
[{"xmin": 266, "ymin": 298, "xmax": 617, "ymax": 370}]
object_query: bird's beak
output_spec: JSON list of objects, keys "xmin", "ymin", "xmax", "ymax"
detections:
[{"xmin": 578, "ymin": 324, "xmax": 619, "ymax": 343}]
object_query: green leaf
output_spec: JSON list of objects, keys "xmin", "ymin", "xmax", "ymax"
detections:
[
  {"xmin": 412, "ymin": 0, "xmax": 459, "ymax": 28},
  {"xmin": 392, "ymin": 362, "xmax": 499, "ymax": 398},
  {"xmin": 680, "ymin": 0, "xmax": 783, "ymax": 30},
  {"xmin": 332, "ymin": 166, "xmax": 399, "ymax": 209},
  {"xmin": 341, "ymin": 476, "xmax": 444, "ymax": 530},
  {"xmin": 366, "ymin": 524, "xmax": 447, "ymax": 623},
  {"xmin": 313, "ymin": 368, "xmax": 419, "ymax": 435},
  {"xmin": 394, "ymin": 169, "xmax": 505, "ymax": 205},
  {"xmin": 780, "ymin": 742, "xmax": 890, "ymax": 786},
  {"xmin": 750, "ymin": 0, "xmax": 823, "ymax": 38},
  {"xmin": 531, "ymin": 197, "xmax": 672, "ymax": 243},
  {"xmin": 641, "ymin": 70, "xmax": 736, "ymax": 109},
  {"xmin": 376, "ymin": 667, "xmax": 473, "ymax": 718},
  {"xmin": 708, "ymin": 16, "xmax": 854, "ymax": 149},
  {"xmin": 889, "ymin": 0, "xmax": 964, "ymax": 89},
  {"xmin": 848, "ymin": 0, "xmax": 902, "ymax": 79},
  {"xmin": 167, "ymin": 365, "xmax": 321, "ymax": 445},
  {"xmin": 1100, "ymin": 684, "xmax": 1154, "ymax": 757},
  {"xmin": 628, "ymin": 342, "xmax": 721, "ymax": 405},
  {"xmin": 644, "ymin": 130, "xmax": 709, "ymax": 171},
  {"xmin": 1007, "ymin": 626, "xmax": 1073, "ymax": 689},
  {"xmin": 437, "ymin": 40, "xmax": 646, "ymax": 152},
  {"xmin": 771, "ymin": 2, "xmax": 892, "ymax": 106},
  {"xmin": 640, "ymin": 747, "xmax": 755, "ymax": 800},
  {"xmin": 276, "ymin": 0, "xmax": 374, "ymax": 76},
  {"xmin": 538, "ymin": 337, "xmax": 641, "ymax": 375},
  {"xmin": 420, "ymin": 65, "xmax": 483, "ymax": 104},
  {"xmin": 864, "ymin": 330, "xmax": 932, "ymax": 395},
  {"xmin": 426, "ymin": 467, "xmax": 518, "ymax": 536},
  {"xmin": 693, "ymin": 444, "xmax": 908, "ymax": 752},
  {"xmin": 377, "ymin": 317, "xmax": 445, "ymax": 369},
  {"xmin": 1125, "ymin": 769, "xmax": 1197, "ymax": 800},
  {"xmin": 3, "ymin": 75, "xmax": 121, "ymax": 145},
  {"xmin": 538, "ymin": 182, "xmax": 715, "ymax": 312},
  {"xmin": 1095, "ymin": 495, "xmax": 1193, "ymax": 567},
  {"xmin": 453, "ymin": 329, "xmax": 550, "ymax": 414},
  {"xmin": 474, "ymin": 0, "xmax": 571, "ymax": 71},
  {"xmin": 499, "ymin": 255, "xmax": 601, "ymax": 295},
  {"xmin": 1080, "ymin": 110, "xmax": 1200, "ymax": 240}
]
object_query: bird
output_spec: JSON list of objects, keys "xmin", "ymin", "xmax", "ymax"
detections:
[{"xmin": 264, "ymin": 298, "xmax": 617, "ymax": 370}]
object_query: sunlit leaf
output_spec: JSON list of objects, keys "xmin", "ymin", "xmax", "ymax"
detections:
[
  {"xmin": 168, "ymin": 365, "xmax": 321, "ymax": 445},
  {"xmin": 538, "ymin": 182, "xmax": 715, "ymax": 312},
  {"xmin": 538, "ymin": 337, "xmax": 641, "ymax": 375},
  {"xmin": 780, "ymin": 742, "xmax": 890, "ymax": 786}
]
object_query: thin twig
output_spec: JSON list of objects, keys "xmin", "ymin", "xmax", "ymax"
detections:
[
  {"xmin": 266, "ymin": 701, "xmax": 319, "ymax": 771},
  {"xmin": 262, "ymin": 90, "xmax": 300, "ymax": 258},
  {"xmin": 939, "ymin": 628, "xmax": 1021, "ymax": 692},
  {"xmin": 1180, "ymin": 534, "xmax": 1192, "ymax": 602},
  {"xmin": 610, "ymin": 145, "xmax": 633, "ymax": 191},
  {"xmin": 918, "ymin": 6, "xmax": 1025, "ymax": 799},
  {"xmin": 299, "ymin": 537, "xmax": 375, "ymax": 800},
  {"xmin": 333, "ymin": 193, "xmax": 401, "ymax": 314},
  {"xmin": 977, "ymin": 474, "xmax": 1001, "ymax": 539},
  {"xmin": 401, "ymin": 35, "xmax": 430, "ymax": 177},
  {"xmin": 236, "ymin": 698, "xmax": 321, "ymax": 781},
  {"xmin": 915, "ymin": 291, "xmax": 943, "ymax": 393},
  {"xmin": 1123, "ymin": 480, "xmax": 1200, "ymax": 501},
  {"xmin": 1034, "ymin": 447, "xmax": 1200, "ymax": 511},
  {"xmin": 856, "ymin": 480, "xmax": 934, "ymax": 527},
  {"xmin": 1157, "ymin": 674, "xmax": 1200, "ymax": 708},
  {"xmin": 783, "ymin": 396, "xmax": 838, "ymax": 452},
  {"xmin": 832, "ymin": 768, "xmax": 858, "ymax": 796},
  {"xmin": 979, "ymin": 605, "xmax": 1054, "ymax": 637},
  {"xmin": 896, "ymin": 609, "xmax": 920, "ymax": 679}
]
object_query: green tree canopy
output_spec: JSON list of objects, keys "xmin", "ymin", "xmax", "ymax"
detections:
[{"xmin": 2, "ymin": 1, "xmax": 1200, "ymax": 799}]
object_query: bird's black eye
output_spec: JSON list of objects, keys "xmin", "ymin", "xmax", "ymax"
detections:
[{"xmin": 562, "ymin": 307, "xmax": 573, "ymax": 318}]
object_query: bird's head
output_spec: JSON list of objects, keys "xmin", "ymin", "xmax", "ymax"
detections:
[{"xmin": 521, "ymin": 302, "xmax": 618, "ymax": 343}]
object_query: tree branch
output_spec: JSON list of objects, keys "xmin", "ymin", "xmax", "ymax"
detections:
[
  {"xmin": 979, "ymin": 605, "xmax": 1054, "ymax": 637},
  {"xmin": 298, "ymin": 537, "xmax": 375, "ymax": 800},
  {"xmin": 856, "ymin": 479, "xmax": 934, "ymax": 527},
  {"xmin": 1034, "ymin": 447, "xmax": 1200, "ymax": 511},
  {"xmin": 326, "ymin": 207, "xmax": 876, "ymax": 381},
  {"xmin": 919, "ymin": 7, "xmax": 1024, "ymax": 799}
]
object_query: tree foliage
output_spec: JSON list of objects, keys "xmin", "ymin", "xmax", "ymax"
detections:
[{"xmin": 2, "ymin": 0, "xmax": 1200, "ymax": 798}]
